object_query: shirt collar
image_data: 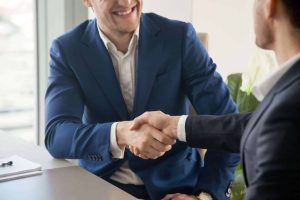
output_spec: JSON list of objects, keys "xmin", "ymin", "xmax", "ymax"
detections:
[
  {"xmin": 252, "ymin": 52, "xmax": 300, "ymax": 101},
  {"xmin": 97, "ymin": 25, "xmax": 139, "ymax": 54}
]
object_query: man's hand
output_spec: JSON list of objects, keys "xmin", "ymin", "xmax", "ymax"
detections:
[
  {"xmin": 129, "ymin": 111, "xmax": 180, "ymax": 158},
  {"xmin": 116, "ymin": 120, "xmax": 175, "ymax": 159},
  {"xmin": 131, "ymin": 111, "xmax": 180, "ymax": 138},
  {"xmin": 162, "ymin": 193, "xmax": 199, "ymax": 200}
]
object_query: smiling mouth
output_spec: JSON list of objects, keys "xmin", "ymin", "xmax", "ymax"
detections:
[{"xmin": 113, "ymin": 5, "xmax": 137, "ymax": 16}]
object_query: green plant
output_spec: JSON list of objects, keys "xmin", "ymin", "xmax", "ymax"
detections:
[
  {"xmin": 226, "ymin": 73, "xmax": 259, "ymax": 200},
  {"xmin": 227, "ymin": 73, "xmax": 259, "ymax": 113}
]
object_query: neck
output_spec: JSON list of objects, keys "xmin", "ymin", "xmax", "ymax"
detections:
[
  {"xmin": 99, "ymin": 26, "xmax": 134, "ymax": 54},
  {"xmin": 107, "ymin": 32, "xmax": 134, "ymax": 54},
  {"xmin": 273, "ymin": 26, "xmax": 300, "ymax": 65}
]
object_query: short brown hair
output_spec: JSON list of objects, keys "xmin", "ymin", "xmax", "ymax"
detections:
[{"xmin": 282, "ymin": 0, "xmax": 300, "ymax": 28}]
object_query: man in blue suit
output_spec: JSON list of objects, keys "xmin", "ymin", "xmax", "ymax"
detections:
[{"xmin": 45, "ymin": 0, "xmax": 239, "ymax": 199}]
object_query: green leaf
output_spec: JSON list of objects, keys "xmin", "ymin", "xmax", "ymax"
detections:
[
  {"xmin": 227, "ymin": 73, "xmax": 259, "ymax": 113},
  {"xmin": 227, "ymin": 73, "xmax": 243, "ymax": 103}
]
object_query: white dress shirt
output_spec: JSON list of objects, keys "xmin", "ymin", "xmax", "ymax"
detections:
[
  {"xmin": 177, "ymin": 53, "xmax": 300, "ymax": 141},
  {"xmin": 252, "ymin": 53, "xmax": 300, "ymax": 101},
  {"xmin": 98, "ymin": 26, "xmax": 143, "ymax": 185}
]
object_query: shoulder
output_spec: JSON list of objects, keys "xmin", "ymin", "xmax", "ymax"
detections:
[
  {"xmin": 265, "ymin": 76, "xmax": 300, "ymax": 124},
  {"xmin": 141, "ymin": 13, "xmax": 195, "ymax": 36},
  {"xmin": 52, "ymin": 19, "xmax": 93, "ymax": 47},
  {"xmin": 275, "ymin": 64, "xmax": 300, "ymax": 103},
  {"xmin": 142, "ymin": 13, "xmax": 187, "ymax": 28}
]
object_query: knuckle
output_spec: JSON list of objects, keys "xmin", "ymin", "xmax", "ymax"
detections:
[{"xmin": 161, "ymin": 137, "xmax": 169, "ymax": 144}]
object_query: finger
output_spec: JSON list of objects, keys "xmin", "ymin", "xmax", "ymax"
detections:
[
  {"xmin": 135, "ymin": 140, "xmax": 166, "ymax": 159},
  {"xmin": 151, "ymin": 128, "xmax": 176, "ymax": 145},
  {"xmin": 131, "ymin": 113, "xmax": 150, "ymax": 130},
  {"xmin": 128, "ymin": 145, "xmax": 140, "ymax": 156},
  {"xmin": 140, "ymin": 123, "xmax": 175, "ymax": 146},
  {"xmin": 137, "ymin": 148, "xmax": 163, "ymax": 159},
  {"xmin": 162, "ymin": 193, "xmax": 183, "ymax": 200},
  {"xmin": 172, "ymin": 194, "xmax": 196, "ymax": 200},
  {"xmin": 138, "ymin": 154, "xmax": 149, "ymax": 159},
  {"xmin": 151, "ymin": 141, "xmax": 171, "ymax": 153},
  {"xmin": 134, "ymin": 148, "xmax": 140, "ymax": 156},
  {"xmin": 131, "ymin": 111, "xmax": 167, "ymax": 130},
  {"xmin": 141, "ymin": 146, "xmax": 163, "ymax": 159},
  {"xmin": 128, "ymin": 145, "xmax": 134, "ymax": 152}
]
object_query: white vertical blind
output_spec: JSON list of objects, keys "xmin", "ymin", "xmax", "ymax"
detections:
[{"xmin": 36, "ymin": 0, "xmax": 88, "ymax": 145}]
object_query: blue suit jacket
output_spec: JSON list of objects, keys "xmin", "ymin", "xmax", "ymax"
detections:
[{"xmin": 45, "ymin": 13, "xmax": 240, "ymax": 200}]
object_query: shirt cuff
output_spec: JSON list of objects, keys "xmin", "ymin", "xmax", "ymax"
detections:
[
  {"xmin": 177, "ymin": 115, "xmax": 188, "ymax": 142},
  {"xmin": 110, "ymin": 122, "xmax": 125, "ymax": 159}
]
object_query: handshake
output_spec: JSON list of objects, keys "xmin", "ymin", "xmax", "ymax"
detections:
[{"xmin": 116, "ymin": 111, "xmax": 181, "ymax": 159}]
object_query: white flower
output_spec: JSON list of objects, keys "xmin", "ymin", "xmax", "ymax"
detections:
[{"xmin": 241, "ymin": 48, "xmax": 277, "ymax": 94}]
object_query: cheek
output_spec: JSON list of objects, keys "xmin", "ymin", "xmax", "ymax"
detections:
[
  {"xmin": 253, "ymin": 2, "xmax": 265, "ymax": 37},
  {"xmin": 139, "ymin": 0, "xmax": 143, "ymax": 8}
]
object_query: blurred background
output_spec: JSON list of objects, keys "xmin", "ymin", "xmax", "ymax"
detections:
[{"xmin": 0, "ymin": 0, "xmax": 276, "ymax": 150}]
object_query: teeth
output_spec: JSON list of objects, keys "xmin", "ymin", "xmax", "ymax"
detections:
[{"xmin": 116, "ymin": 9, "xmax": 132, "ymax": 16}]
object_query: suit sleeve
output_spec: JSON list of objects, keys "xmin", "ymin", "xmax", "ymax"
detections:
[
  {"xmin": 44, "ymin": 39, "xmax": 113, "ymax": 162},
  {"xmin": 185, "ymin": 113, "xmax": 251, "ymax": 153},
  {"xmin": 181, "ymin": 23, "xmax": 240, "ymax": 199}
]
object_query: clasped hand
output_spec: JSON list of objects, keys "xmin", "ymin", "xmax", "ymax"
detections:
[{"xmin": 116, "ymin": 111, "xmax": 180, "ymax": 159}]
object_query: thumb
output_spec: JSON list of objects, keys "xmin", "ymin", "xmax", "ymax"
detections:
[{"xmin": 130, "ymin": 115, "xmax": 148, "ymax": 130}]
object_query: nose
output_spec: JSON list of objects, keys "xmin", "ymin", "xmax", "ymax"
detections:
[{"xmin": 117, "ymin": 0, "xmax": 132, "ymax": 6}]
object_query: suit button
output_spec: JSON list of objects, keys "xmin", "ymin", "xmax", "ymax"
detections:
[
  {"xmin": 225, "ymin": 181, "xmax": 233, "ymax": 198},
  {"xmin": 225, "ymin": 188, "xmax": 231, "ymax": 198}
]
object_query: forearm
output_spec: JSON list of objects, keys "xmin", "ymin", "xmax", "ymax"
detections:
[
  {"xmin": 45, "ymin": 119, "xmax": 113, "ymax": 162},
  {"xmin": 185, "ymin": 113, "xmax": 251, "ymax": 153}
]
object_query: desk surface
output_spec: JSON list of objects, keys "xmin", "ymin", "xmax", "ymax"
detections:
[
  {"xmin": 0, "ymin": 131, "xmax": 137, "ymax": 200},
  {"xmin": 0, "ymin": 130, "xmax": 73, "ymax": 169},
  {"xmin": 0, "ymin": 166, "xmax": 136, "ymax": 200}
]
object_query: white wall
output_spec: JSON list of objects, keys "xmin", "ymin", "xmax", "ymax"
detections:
[
  {"xmin": 143, "ymin": 0, "xmax": 256, "ymax": 78},
  {"xmin": 142, "ymin": 0, "xmax": 193, "ymax": 22},
  {"xmin": 192, "ymin": 0, "xmax": 256, "ymax": 77}
]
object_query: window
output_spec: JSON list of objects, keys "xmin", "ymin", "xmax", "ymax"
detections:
[{"xmin": 0, "ymin": 0, "xmax": 36, "ymax": 142}]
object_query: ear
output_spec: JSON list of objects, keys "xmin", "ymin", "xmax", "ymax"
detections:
[
  {"xmin": 82, "ymin": 0, "xmax": 92, "ymax": 7},
  {"xmin": 265, "ymin": 0, "xmax": 278, "ymax": 18}
]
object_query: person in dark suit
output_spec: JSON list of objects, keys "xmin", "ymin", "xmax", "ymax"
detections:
[
  {"xmin": 131, "ymin": 0, "xmax": 300, "ymax": 199},
  {"xmin": 44, "ymin": 0, "xmax": 240, "ymax": 199}
]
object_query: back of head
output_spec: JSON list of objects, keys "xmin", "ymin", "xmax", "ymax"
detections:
[{"xmin": 282, "ymin": 0, "xmax": 300, "ymax": 29}]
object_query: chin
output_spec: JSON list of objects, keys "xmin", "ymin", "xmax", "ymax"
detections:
[
  {"xmin": 119, "ymin": 24, "xmax": 139, "ymax": 34},
  {"xmin": 255, "ymin": 38, "xmax": 271, "ymax": 50}
]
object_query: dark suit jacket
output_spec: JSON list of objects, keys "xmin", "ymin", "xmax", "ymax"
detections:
[
  {"xmin": 45, "ymin": 13, "xmax": 240, "ymax": 199},
  {"xmin": 186, "ymin": 59, "xmax": 300, "ymax": 199}
]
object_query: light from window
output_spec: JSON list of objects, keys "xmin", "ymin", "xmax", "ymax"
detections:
[{"xmin": 0, "ymin": 0, "xmax": 36, "ymax": 142}]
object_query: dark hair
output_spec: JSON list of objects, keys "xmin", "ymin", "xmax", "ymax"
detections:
[{"xmin": 282, "ymin": 0, "xmax": 300, "ymax": 28}]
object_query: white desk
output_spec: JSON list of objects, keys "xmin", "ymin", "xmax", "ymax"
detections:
[
  {"xmin": 0, "ymin": 131, "xmax": 137, "ymax": 200},
  {"xmin": 0, "ymin": 130, "xmax": 73, "ymax": 169}
]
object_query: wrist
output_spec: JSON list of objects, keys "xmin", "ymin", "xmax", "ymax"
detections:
[
  {"xmin": 116, "ymin": 121, "xmax": 130, "ymax": 148},
  {"xmin": 169, "ymin": 116, "xmax": 180, "ymax": 138}
]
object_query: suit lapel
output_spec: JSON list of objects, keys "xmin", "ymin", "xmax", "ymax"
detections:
[
  {"xmin": 80, "ymin": 20, "xmax": 129, "ymax": 120},
  {"xmin": 240, "ymin": 59, "xmax": 300, "ymax": 185},
  {"xmin": 240, "ymin": 91, "xmax": 274, "ymax": 185},
  {"xmin": 132, "ymin": 15, "xmax": 164, "ymax": 117}
]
